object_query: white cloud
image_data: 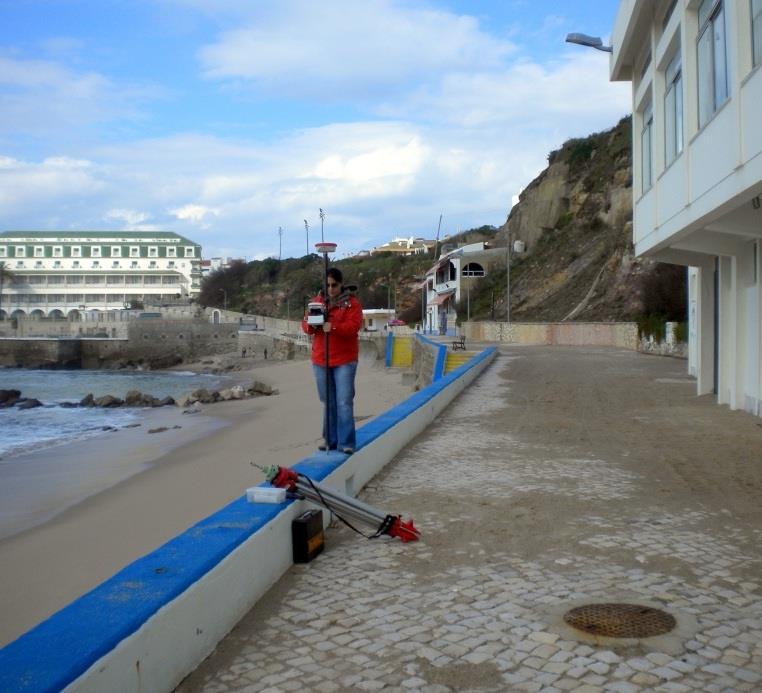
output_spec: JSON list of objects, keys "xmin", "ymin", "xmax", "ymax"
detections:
[
  {"xmin": 0, "ymin": 156, "xmax": 103, "ymax": 212},
  {"xmin": 170, "ymin": 204, "xmax": 220, "ymax": 225},
  {"xmin": 0, "ymin": 56, "xmax": 158, "ymax": 137},
  {"xmin": 104, "ymin": 209, "xmax": 152, "ymax": 227},
  {"xmin": 198, "ymin": 0, "xmax": 515, "ymax": 98}
]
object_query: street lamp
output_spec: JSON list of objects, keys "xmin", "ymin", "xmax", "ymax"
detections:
[{"xmin": 565, "ymin": 33, "xmax": 612, "ymax": 53}]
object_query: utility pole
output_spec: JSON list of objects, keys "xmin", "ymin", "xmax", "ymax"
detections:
[
  {"xmin": 434, "ymin": 214, "xmax": 443, "ymax": 258},
  {"xmin": 304, "ymin": 219, "xmax": 310, "ymax": 255},
  {"xmin": 506, "ymin": 233, "xmax": 511, "ymax": 323},
  {"xmin": 278, "ymin": 226, "xmax": 283, "ymax": 261},
  {"xmin": 319, "ymin": 208, "xmax": 326, "ymax": 243}
]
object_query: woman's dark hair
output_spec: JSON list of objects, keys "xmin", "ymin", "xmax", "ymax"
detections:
[{"xmin": 327, "ymin": 267, "xmax": 343, "ymax": 285}]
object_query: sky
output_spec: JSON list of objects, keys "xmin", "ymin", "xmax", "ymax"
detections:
[{"xmin": 0, "ymin": 0, "xmax": 630, "ymax": 261}]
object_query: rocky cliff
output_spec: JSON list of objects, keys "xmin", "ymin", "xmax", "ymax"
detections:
[{"xmin": 491, "ymin": 116, "xmax": 683, "ymax": 323}]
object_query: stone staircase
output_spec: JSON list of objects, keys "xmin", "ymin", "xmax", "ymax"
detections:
[
  {"xmin": 444, "ymin": 349, "xmax": 473, "ymax": 374},
  {"xmin": 390, "ymin": 336, "xmax": 413, "ymax": 368}
]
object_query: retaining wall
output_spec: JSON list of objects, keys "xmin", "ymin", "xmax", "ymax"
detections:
[
  {"xmin": 463, "ymin": 321, "xmax": 639, "ymax": 350},
  {"xmin": 0, "ymin": 347, "xmax": 497, "ymax": 693}
]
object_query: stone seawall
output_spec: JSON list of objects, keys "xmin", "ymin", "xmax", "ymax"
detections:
[
  {"xmin": 0, "ymin": 321, "xmax": 240, "ymax": 369},
  {"xmin": 0, "ymin": 338, "xmax": 83, "ymax": 368},
  {"xmin": 84, "ymin": 321, "xmax": 239, "ymax": 368}
]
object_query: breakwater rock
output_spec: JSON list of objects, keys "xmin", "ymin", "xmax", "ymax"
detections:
[{"xmin": 175, "ymin": 380, "xmax": 278, "ymax": 407}]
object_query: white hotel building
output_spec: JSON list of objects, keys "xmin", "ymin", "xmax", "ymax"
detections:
[
  {"xmin": 610, "ymin": 0, "xmax": 762, "ymax": 415},
  {"xmin": 0, "ymin": 231, "xmax": 202, "ymax": 319}
]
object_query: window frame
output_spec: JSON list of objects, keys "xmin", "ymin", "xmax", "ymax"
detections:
[
  {"xmin": 664, "ymin": 50, "xmax": 684, "ymax": 165},
  {"xmin": 753, "ymin": 0, "xmax": 762, "ymax": 67},
  {"xmin": 697, "ymin": 0, "xmax": 729, "ymax": 128},
  {"xmin": 641, "ymin": 101, "xmax": 654, "ymax": 192}
]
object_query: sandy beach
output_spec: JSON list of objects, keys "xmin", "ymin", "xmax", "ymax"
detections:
[{"xmin": 0, "ymin": 355, "xmax": 412, "ymax": 647}]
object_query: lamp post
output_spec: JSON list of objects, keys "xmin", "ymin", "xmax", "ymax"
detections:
[
  {"xmin": 278, "ymin": 226, "xmax": 283, "ymax": 261},
  {"xmin": 565, "ymin": 33, "xmax": 612, "ymax": 52},
  {"xmin": 319, "ymin": 208, "xmax": 326, "ymax": 243},
  {"xmin": 304, "ymin": 219, "xmax": 310, "ymax": 255}
]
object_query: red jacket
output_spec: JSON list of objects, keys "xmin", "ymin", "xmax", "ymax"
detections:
[{"xmin": 302, "ymin": 291, "xmax": 363, "ymax": 366}]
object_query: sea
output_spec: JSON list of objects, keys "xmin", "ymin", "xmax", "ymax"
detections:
[{"xmin": 0, "ymin": 368, "xmax": 236, "ymax": 459}]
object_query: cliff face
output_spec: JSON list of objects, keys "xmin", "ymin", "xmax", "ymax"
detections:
[{"xmin": 493, "ymin": 116, "xmax": 671, "ymax": 323}]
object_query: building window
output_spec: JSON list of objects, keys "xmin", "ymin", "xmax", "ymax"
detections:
[
  {"xmin": 130, "ymin": 246, "xmax": 140, "ymax": 257},
  {"xmin": 54, "ymin": 260, "xmax": 62, "ymax": 268},
  {"xmin": 665, "ymin": 51, "xmax": 684, "ymax": 164},
  {"xmin": 15, "ymin": 246, "xmax": 26, "ymax": 257},
  {"xmin": 112, "ymin": 261, "xmax": 120, "ymax": 268},
  {"xmin": 0, "ymin": 247, "xmax": 6, "ymax": 257},
  {"xmin": 73, "ymin": 261, "xmax": 80, "ymax": 268},
  {"xmin": 184, "ymin": 247, "xmax": 195, "ymax": 257},
  {"xmin": 754, "ymin": 0, "xmax": 762, "ymax": 66},
  {"xmin": 71, "ymin": 246, "xmax": 81, "ymax": 257},
  {"xmin": 34, "ymin": 246, "xmax": 44, "ymax": 257},
  {"xmin": 462, "ymin": 263, "xmax": 485, "ymax": 277},
  {"xmin": 91, "ymin": 246, "xmax": 102, "ymax": 258},
  {"xmin": 111, "ymin": 246, "xmax": 121, "ymax": 257},
  {"xmin": 92, "ymin": 261, "xmax": 100, "ymax": 268},
  {"xmin": 35, "ymin": 261, "xmax": 43, "ymax": 268},
  {"xmin": 148, "ymin": 246, "xmax": 158, "ymax": 257},
  {"xmin": 168, "ymin": 261, "xmax": 175, "ymax": 268},
  {"xmin": 697, "ymin": 0, "xmax": 729, "ymax": 128},
  {"xmin": 641, "ymin": 101, "xmax": 654, "ymax": 191},
  {"xmin": 167, "ymin": 247, "xmax": 177, "ymax": 258},
  {"xmin": 130, "ymin": 261, "xmax": 138, "ymax": 268},
  {"xmin": 16, "ymin": 261, "xmax": 24, "ymax": 268},
  {"xmin": 662, "ymin": 0, "xmax": 678, "ymax": 30},
  {"xmin": 149, "ymin": 260, "xmax": 157, "ymax": 268},
  {"xmin": 53, "ymin": 246, "xmax": 63, "ymax": 257}
]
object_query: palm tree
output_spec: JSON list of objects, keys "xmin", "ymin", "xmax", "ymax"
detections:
[{"xmin": 0, "ymin": 261, "xmax": 15, "ymax": 320}]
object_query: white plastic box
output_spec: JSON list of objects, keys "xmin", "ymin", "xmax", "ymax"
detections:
[{"xmin": 246, "ymin": 486, "xmax": 287, "ymax": 504}]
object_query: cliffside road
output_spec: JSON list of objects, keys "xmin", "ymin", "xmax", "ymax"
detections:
[{"xmin": 179, "ymin": 347, "xmax": 762, "ymax": 692}]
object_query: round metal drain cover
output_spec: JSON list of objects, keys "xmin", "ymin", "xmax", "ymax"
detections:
[{"xmin": 563, "ymin": 603, "xmax": 676, "ymax": 638}]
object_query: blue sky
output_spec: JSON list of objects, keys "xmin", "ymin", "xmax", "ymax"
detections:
[{"xmin": 0, "ymin": 0, "xmax": 629, "ymax": 260}]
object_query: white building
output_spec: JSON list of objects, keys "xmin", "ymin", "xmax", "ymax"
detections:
[
  {"xmin": 370, "ymin": 237, "xmax": 436, "ymax": 256},
  {"xmin": 0, "ymin": 231, "xmax": 202, "ymax": 319},
  {"xmin": 424, "ymin": 242, "xmax": 503, "ymax": 335},
  {"xmin": 610, "ymin": 0, "xmax": 762, "ymax": 416}
]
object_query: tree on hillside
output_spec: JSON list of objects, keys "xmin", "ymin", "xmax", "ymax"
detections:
[{"xmin": 0, "ymin": 261, "xmax": 15, "ymax": 320}]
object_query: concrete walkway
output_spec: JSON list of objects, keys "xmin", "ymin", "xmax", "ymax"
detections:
[{"xmin": 178, "ymin": 347, "xmax": 762, "ymax": 693}]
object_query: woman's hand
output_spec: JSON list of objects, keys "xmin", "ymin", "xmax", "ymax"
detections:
[{"xmin": 323, "ymin": 322, "xmax": 331, "ymax": 332}]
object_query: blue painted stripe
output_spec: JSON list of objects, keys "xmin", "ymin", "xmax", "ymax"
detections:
[
  {"xmin": 0, "ymin": 347, "xmax": 496, "ymax": 692},
  {"xmin": 384, "ymin": 331, "xmax": 393, "ymax": 367}
]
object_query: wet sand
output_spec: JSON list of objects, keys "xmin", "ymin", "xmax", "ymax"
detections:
[{"xmin": 0, "ymin": 357, "xmax": 411, "ymax": 647}]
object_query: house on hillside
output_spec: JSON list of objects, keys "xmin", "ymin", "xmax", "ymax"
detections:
[
  {"xmin": 610, "ymin": 0, "xmax": 762, "ymax": 416},
  {"xmin": 370, "ymin": 237, "xmax": 436, "ymax": 256},
  {"xmin": 424, "ymin": 242, "xmax": 504, "ymax": 335}
]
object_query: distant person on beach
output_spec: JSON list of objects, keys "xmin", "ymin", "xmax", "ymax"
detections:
[
  {"xmin": 302, "ymin": 267, "xmax": 362, "ymax": 454},
  {"xmin": 263, "ymin": 348, "xmax": 267, "ymax": 360}
]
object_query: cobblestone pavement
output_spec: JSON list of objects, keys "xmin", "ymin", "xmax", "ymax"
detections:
[{"xmin": 178, "ymin": 347, "xmax": 762, "ymax": 693}]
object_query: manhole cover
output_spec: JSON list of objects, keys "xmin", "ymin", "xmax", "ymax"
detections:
[{"xmin": 563, "ymin": 603, "xmax": 676, "ymax": 638}]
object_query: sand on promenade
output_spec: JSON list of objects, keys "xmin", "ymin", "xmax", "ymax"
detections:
[{"xmin": 0, "ymin": 356, "xmax": 411, "ymax": 647}]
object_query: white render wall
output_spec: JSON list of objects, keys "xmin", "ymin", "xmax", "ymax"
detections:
[{"xmin": 612, "ymin": 0, "xmax": 762, "ymax": 417}]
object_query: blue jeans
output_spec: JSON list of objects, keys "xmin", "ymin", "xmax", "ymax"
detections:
[{"xmin": 312, "ymin": 361, "xmax": 357, "ymax": 450}]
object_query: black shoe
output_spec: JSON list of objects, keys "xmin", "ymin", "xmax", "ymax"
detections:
[
  {"xmin": 341, "ymin": 447, "xmax": 354, "ymax": 455},
  {"xmin": 318, "ymin": 444, "xmax": 337, "ymax": 451}
]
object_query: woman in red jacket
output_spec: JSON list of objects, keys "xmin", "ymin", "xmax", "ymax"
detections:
[{"xmin": 302, "ymin": 267, "xmax": 363, "ymax": 453}]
